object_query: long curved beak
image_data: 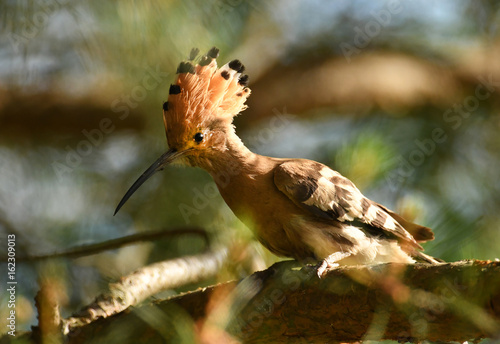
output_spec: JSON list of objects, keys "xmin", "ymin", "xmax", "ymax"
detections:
[{"xmin": 114, "ymin": 148, "xmax": 189, "ymax": 215}]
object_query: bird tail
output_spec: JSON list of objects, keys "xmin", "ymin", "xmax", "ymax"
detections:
[
  {"xmin": 413, "ymin": 251, "xmax": 444, "ymax": 264},
  {"xmin": 376, "ymin": 203, "xmax": 435, "ymax": 243}
]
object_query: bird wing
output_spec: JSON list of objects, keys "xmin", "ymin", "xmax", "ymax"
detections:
[{"xmin": 274, "ymin": 160, "xmax": 424, "ymax": 249}]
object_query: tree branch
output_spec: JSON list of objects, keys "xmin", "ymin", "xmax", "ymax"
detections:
[
  {"xmin": 64, "ymin": 260, "xmax": 500, "ymax": 343},
  {"xmin": 61, "ymin": 246, "xmax": 228, "ymax": 335},
  {"xmin": 6, "ymin": 260, "xmax": 500, "ymax": 343}
]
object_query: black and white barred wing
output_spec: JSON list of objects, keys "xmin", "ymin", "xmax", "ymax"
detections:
[{"xmin": 274, "ymin": 160, "xmax": 425, "ymax": 249}]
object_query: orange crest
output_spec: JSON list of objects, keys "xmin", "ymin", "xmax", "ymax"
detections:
[{"xmin": 163, "ymin": 47, "xmax": 251, "ymax": 149}]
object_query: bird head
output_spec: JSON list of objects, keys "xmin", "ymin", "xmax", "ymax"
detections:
[{"xmin": 114, "ymin": 47, "xmax": 251, "ymax": 214}]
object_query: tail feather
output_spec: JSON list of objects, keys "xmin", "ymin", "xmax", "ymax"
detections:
[
  {"xmin": 376, "ymin": 203, "xmax": 435, "ymax": 243},
  {"xmin": 413, "ymin": 251, "xmax": 444, "ymax": 264}
]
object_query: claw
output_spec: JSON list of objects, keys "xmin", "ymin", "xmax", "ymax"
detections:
[
  {"xmin": 316, "ymin": 260, "xmax": 339, "ymax": 278},
  {"xmin": 316, "ymin": 252, "xmax": 351, "ymax": 278}
]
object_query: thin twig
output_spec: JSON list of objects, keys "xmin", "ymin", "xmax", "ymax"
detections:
[
  {"xmin": 35, "ymin": 279, "xmax": 63, "ymax": 343},
  {"xmin": 6, "ymin": 227, "xmax": 209, "ymax": 262}
]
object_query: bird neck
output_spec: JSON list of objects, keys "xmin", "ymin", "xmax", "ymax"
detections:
[
  {"xmin": 200, "ymin": 128, "xmax": 280, "ymax": 222},
  {"xmin": 223, "ymin": 129, "xmax": 255, "ymax": 164},
  {"xmin": 198, "ymin": 127, "xmax": 272, "ymax": 181}
]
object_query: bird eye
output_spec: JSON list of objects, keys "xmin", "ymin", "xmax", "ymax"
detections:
[{"xmin": 194, "ymin": 132, "xmax": 204, "ymax": 143}]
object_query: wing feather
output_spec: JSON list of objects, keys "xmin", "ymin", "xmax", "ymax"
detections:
[{"xmin": 274, "ymin": 160, "xmax": 427, "ymax": 249}]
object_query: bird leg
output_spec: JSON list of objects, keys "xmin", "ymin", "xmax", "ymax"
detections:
[{"xmin": 317, "ymin": 251, "xmax": 351, "ymax": 278}]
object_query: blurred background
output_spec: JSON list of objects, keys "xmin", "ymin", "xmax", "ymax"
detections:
[{"xmin": 0, "ymin": 0, "xmax": 499, "ymax": 335}]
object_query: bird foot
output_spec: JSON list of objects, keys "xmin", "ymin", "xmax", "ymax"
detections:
[
  {"xmin": 316, "ymin": 260, "xmax": 339, "ymax": 278},
  {"xmin": 316, "ymin": 252, "xmax": 351, "ymax": 278}
]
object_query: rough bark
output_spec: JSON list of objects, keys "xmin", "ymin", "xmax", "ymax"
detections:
[
  {"xmin": 5, "ymin": 260, "xmax": 500, "ymax": 343},
  {"xmin": 65, "ymin": 260, "xmax": 500, "ymax": 343}
]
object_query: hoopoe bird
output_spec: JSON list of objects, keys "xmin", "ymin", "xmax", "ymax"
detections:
[{"xmin": 115, "ymin": 47, "xmax": 439, "ymax": 276}]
